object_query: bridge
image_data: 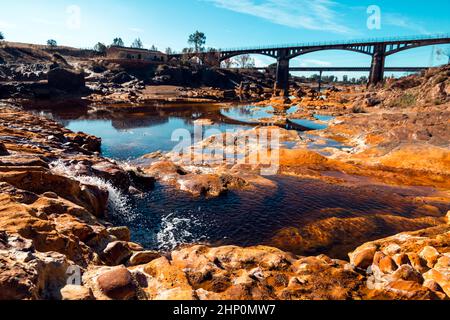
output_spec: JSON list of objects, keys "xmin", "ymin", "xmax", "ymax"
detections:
[
  {"xmin": 169, "ymin": 33, "xmax": 450, "ymax": 95},
  {"xmin": 225, "ymin": 66, "xmax": 427, "ymax": 72}
]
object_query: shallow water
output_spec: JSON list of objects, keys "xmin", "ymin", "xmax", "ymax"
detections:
[
  {"xmin": 35, "ymin": 104, "xmax": 249, "ymax": 160},
  {"xmin": 109, "ymin": 176, "xmax": 444, "ymax": 257},
  {"xmin": 221, "ymin": 105, "xmax": 298, "ymax": 123},
  {"xmin": 30, "ymin": 103, "xmax": 449, "ymax": 257}
]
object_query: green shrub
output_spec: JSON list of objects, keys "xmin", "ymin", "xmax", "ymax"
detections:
[{"xmin": 392, "ymin": 93, "xmax": 417, "ymax": 108}]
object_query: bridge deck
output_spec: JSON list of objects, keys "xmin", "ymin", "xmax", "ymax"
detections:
[
  {"xmin": 218, "ymin": 33, "xmax": 450, "ymax": 53},
  {"xmin": 224, "ymin": 67, "xmax": 428, "ymax": 72}
]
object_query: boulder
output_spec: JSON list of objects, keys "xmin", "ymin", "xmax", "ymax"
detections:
[
  {"xmin": 101, "ymin": 241, "xmax": 132, "ymax": 266},
  {"xmin": 48, "ymin": 67, "xmax": 86, "ymax": 92},
  {"xmin": 97, "ymin": 266, "xmax": 136, "ymax": 300},
  {"xmin": 393, "ymin": 253, "xmax": 411, "ymax": 267},
  {"xmin": 407, "ymin": 253, "xmax": 429, "ymax": 274},
  {"xmin": 60, "ymin": 285, "xmax": 94, "ymax": 300},
  {"xmin": 391, "ymin": 265, "xmax": 423, "ymax": 283},
  {"xmin": 379, "ymin": 256, "xmax": 398, "ymax": 274},
  {"xmin": 127, "ymin": 169, "xmax": 155, "ymax": 191},
  {"xmin": 349, "ymin": 244, "xmax": 377, "ymax": 269},
  {"xmin": 423, "ymin": 269, "xmax": 450, "ymax": 297},
  {"xmin": 386, "ymin": 280, "xmax": 436, "ymax": 299},
  {"xmin": 419, "ymin": 246, "xmax": 441, "ymax": 268},
  {"xmin": 177, "ymin": 174, "xmax": 247, "ymax": 197},
  {"xmin": 128, "ymin": 251, "xmax": 162, "ymax": 266},
  {"xmin": 107, "ymin": 227, "xmax": 131, "ymax": 242},
  {"xmin": 142, "ymin": 160, "xmax": 186, "ymax": 181},
  {"xmin": 0, "ymin": 232, "xmax": 72, "ymax": 300},
  {"xmin": 91, "ymin": 161, "xmax": 130, "ymax": 190},
  {"xmin": 110, "ymin": 71, "xmax": 134, "ymax": 84}
]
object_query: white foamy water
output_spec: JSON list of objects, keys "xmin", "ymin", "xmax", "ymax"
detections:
[
  {"xmin": 156, "ymin": 211, "xmax": 205, "ymax": 251},
  {"xmin": 49, "ymin": 160, "xmax": 133, "ymax": 220},
  {"xmin": 50, "ymin": 160, "xmax": 208, "ymax": 250}
]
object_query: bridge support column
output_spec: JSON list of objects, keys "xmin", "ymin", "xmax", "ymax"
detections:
[
  {"xmin": 275, "ymin": 50, "xmax": 290, "ymax": 97},
  {"xmin": 369, "ymin": 45, "xmax": 386, "ymax": 86}
]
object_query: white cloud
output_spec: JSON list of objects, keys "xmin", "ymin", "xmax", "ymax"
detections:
[
  {"xmin": 0, "ymin": 20, "xmax": 16, "ymax": 29},
  {"xmin": 205, "ymin": 0, "xmax": 353, "ymax": 34},
  {"xmin": 253, "ymin": 55, "xmax": 276, "ymax": 67},
  {"xmin": 32, "ymin": 18, "xmax": 57, "ymax": 26},
  {"xmin": 300, "ymin": 59, "xmax": 332, "ymax": 67},
  {"xmin": 129, "ymin": 27, "xmax": 144, "ymax": 33},
  {"xmin": 383, "ymin": 13, "xmax": 430, "ymax": 35}
]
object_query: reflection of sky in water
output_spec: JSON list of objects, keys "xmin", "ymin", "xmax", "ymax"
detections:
[
  {"xmin": 301, "ymin": 132, "xmax": 347, "ymax": 154},
  {"xmin": 56, "ymin": 105, "xmax": 340, "ymax": 160},
  {"xmin": 67, "ymin": 118, "xmax": 248, "ymax": 160},
  {"xmin": 290, "ymin": 119, "xmax": 327, "ymax": 130},
  {"xmin": 221, "ymin": 106, "xmax": 275, "ymax": 122},
  {"xmin": 314, "ymin": 114, "xmax": 334, "ymax": 122},
  {"xmin": 222, "ymin": 106, "xmax": 334, "ymax": 131},
  {"xmin": 290, "ymin": 114, "xmax": 335, "ymax": 131},
  {"xmin": 221, "ymin": 105, "xmax": 299, "ymax": 123}
]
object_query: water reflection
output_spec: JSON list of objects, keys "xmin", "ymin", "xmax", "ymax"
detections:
[
  {"xmin": 25, "ymin": 102, "xmax": 448, "ymax": 258},
  {"xmin": 31, "ymin": 104, "xmax": 250, "ymax": 160}
]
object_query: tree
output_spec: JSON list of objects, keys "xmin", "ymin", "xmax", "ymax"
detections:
[
  {"xmin": 222, "ymin": 58, "xmax": 234, "ymax": 68},
  {"xmin": 0, "ymin": 32, "xmax": 4, "ymax": 41},
  {"xmin": 112, "ymin": 37, "xmax": 124, "ymax": 47},
  {"xmin": 188, "ymin": 31, "xmax": 206, "ymax": 52},
  {"xmin": 165, "ymin": 47, "xmax": 173, "ymax": 55},
  {"xmin": 236, "ymin": 54, "xmax": 255, "ymax": 68},
  {"xmin": 150, "ymin": 45, "xmax": 158, "ymax": 51},
  {"xmin": 342, "ymin": 75, "xmax": 349, "ymax": 83},
  {"xmin": 47, "ymin": 39, "xmax": 57, "ymax": 47},
  {"xmin": 93, "ymin": 42, "xmax": 107, "ymax": 54},
  {"xmin": 131, "ymin": 38, "xmax": 143, "ymax": 49},
  {"xmin": 358, "ymin": 76, "xmax": 368, "ymax": 84}
]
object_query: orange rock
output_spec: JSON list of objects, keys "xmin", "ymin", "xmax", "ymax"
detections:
[
  {"xmin": 419, "ymin": 246, "xmax": 441, "ymax": 268},
  {"xmin": 378, "ymin": 145, "xmax": 450, "ymax": 175},
  {"xmin": 423, "ymin": 269, "xmax": 450, "ymax": 298},
  {"xmin": 386, "ymin": 280, "xmax": 437, "ymax": 300},
  {"xmin": 97, "ymin": 266, "xmax": 136, "ymax": 300},
  {"xmin": 349, "ymin": 244, "xmax": 377, "ymax": 269},
  {"xmin": 379, "ymin": 256, "xmax": 398, "ymax": 274},
  {"xmin": 60, "ymin": 285, "xmax": 94, "ymax": 301}
]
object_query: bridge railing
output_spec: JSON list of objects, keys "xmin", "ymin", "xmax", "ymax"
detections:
[{"xmin": 218, "ymin": 33, "xmax": 450, "ymax": 53}]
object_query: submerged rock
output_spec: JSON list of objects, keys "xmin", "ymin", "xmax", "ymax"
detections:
[{"xmin": 177, "ymin": 173, "xmax": 248, "ymax": 197}]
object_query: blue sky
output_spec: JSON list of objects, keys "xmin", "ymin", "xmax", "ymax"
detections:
[{"xmin": 1, "ymin": 0, "xmax": 449, "ymax": 78}]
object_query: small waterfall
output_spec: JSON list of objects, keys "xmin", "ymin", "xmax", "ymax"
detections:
[{"xmin": 49, "ymin": 160, "xmax": 133, "ymax": 219}]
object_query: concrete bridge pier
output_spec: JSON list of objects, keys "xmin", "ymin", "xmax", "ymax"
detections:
[
  {"xmin": 369, "ymin": 45, "xmax": 386, "ymax": 86},
  {"xmin": 275, "ymin": 49, "xmax": 290, "ymax": 97}
]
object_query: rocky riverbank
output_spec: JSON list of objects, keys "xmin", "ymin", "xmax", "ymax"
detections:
[
  {"xmin": 1, "ymin": 41, "xmax": 450, "ymax": 300},
  {"xmin": 0, "ymin": 99, "xmax": 449, "ymax": 300}
]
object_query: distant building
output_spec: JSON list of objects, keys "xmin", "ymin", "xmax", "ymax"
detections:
[{"xmin": 106, "ymin": 46, "xmax": 167, "ymax": 64}]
